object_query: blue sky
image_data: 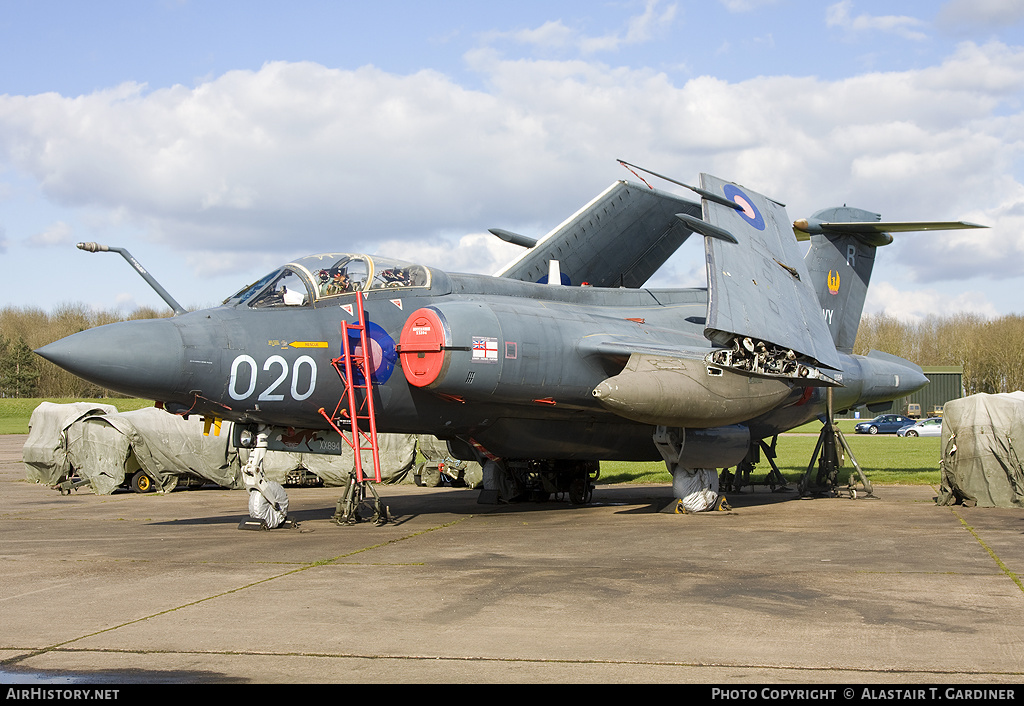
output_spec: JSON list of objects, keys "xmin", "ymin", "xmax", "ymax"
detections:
[{"xmin": 2, "ymin": 0, "xmax": 1023, "ymax": 322}]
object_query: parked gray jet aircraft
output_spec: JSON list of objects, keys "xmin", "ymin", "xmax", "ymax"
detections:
[{"xmin": 36, "ymin": 168, "xmax": 983, "ymax": 515}]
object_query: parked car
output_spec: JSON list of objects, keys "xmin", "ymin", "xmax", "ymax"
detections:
[
  {"xmin": 897, "ymin": 417, "xmax": 943, "ymax": 437},
  {"xmin": 854, "ymin": 414, "xmax": 915, "ymax": 435}
]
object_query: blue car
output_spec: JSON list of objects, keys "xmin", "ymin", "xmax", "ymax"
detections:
[{"xmin": 854, "ymin": 414, "xmax": 915, "ymax": 435}]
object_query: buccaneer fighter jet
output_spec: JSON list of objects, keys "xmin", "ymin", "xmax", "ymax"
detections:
[{"xmin": 36, "ymin": 168, "xmax": 983, "ymax": 516}]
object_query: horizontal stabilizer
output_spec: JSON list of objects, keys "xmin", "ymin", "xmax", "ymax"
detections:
[
  {"xmin": 802, "ymin": 210, "xmax": 986, "ymax": 353},
  {"xmin": 794, "ymin": 218, "xmax": 986, "ymax": 241}
]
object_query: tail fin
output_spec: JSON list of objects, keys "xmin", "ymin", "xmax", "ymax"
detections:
[
  {"xmin": 801, "ymin": 207, "xmax": 883, "ymax": 354},
  {"xmin": 800, "ymin": 209, "xmax": 986, "ymax": 353}
]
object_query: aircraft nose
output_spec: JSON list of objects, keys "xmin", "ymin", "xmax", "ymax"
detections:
[{"xmin": 35, "ymin": 318, "xmax": 186, "ymax": 400}]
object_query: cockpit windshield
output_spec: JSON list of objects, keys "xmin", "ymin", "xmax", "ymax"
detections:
[{"xmin": 223, "ymin": 253, "xmax": 432, "ymax": 308}]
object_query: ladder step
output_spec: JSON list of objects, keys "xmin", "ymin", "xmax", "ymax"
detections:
[{"xmin": 319, "ymin": 292, "xmax": 382, "ymax": 483}]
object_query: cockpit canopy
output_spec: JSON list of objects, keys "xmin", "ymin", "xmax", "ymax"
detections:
[{"xmin": 224, "ymin": 254, "xmax": 432, "ymax": 309}]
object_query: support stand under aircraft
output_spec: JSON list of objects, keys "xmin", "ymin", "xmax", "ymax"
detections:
[{"xmin": 799, "ymin": 388, "xmax": 874, "ymax": 500}]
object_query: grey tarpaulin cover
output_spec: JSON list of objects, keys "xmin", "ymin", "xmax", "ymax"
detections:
[
  {"xmin": 937, "ymin": 392, "xmax": 1024, "ymax": 508},
  {"xmin": 242, "ymin": 433, "xmax": 418, "ymax": 486},
  {"xmin": 416, "ymin": 434, "xmax": 483, "ymax": 488},
  {"xmin": 24, "ymin": 403, "xmax": 418, "ymax": 493},
  {"xmin": 65, "ymin": 407, "xmax": 243, "ymax": 495},
  {"xmin": 23, "ymin": 401, "xmax": 118, "ymax": 485}
]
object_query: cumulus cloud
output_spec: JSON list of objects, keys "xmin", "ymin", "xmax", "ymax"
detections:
[
  {"xmin": 719, "ymin": 0, "xmax": 781, "ymax": 12},
  {"xmin": 0, "ymin": 40, "xmax": 1022, "ymax": 295},
  {"xmin": 375, "ymin": 231, "xmax": 523, "ymax": 276}
]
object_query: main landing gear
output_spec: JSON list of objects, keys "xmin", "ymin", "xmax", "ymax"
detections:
[
  {"xmin": 653, "ymin": 426, "xmax": 730, "ymax": 513},
  {"xmin": 719, "ymin": 437, "xmax": 791, "ymax": 494},
  {"xmin": 480, "ymin": 459, "xmax": 599, "ymax": 505}
]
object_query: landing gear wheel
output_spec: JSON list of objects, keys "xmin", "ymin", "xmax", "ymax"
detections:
[
  {"xmin": 568, "ymin": 477, "xmax": 592, "ymax": 505},
  {"xmin": 130, "ymin": 471, "xmax": 153, "ymax": 493}
]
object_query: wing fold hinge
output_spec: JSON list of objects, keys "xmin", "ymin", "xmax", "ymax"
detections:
[{"xmin": 706, "ymin": 336, "xmax": 841, "ymax": 386}]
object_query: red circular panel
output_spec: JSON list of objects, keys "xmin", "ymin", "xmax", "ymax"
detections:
[{"xmin": 399, "ymin": 308, "xmax": 448, "ymax": 387}]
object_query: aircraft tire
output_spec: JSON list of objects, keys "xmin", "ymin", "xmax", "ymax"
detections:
[
  {"xmin": 568, "ymin": 477, "xmax": 592, "ymax": 505},
  {"xmin": 130, "ymin": 471, "xmax": 153, "ymax": 494}
]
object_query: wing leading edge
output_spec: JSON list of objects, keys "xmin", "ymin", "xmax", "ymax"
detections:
[{"xmin": 495, "ymin": 181, "xmax": 701, "ymax": 288}]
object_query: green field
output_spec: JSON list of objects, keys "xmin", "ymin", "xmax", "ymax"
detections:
[
  {"xmin": 596, "ymin": 422, "xmax": 942, "ymax": 487},
  {"xmin": 0, "ymin": 397, "xmax": 155, "ymax": 434},
  {"xmin": 599, "ymin": 435, "xmax": 941, "ymax": 486},
  {"xmin": 2, "ymin": 399, "xmax": 942, "ymax": 485}
]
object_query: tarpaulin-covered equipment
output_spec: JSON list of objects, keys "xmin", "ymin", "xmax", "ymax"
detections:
[
  {"xmin": 937, "ymin": 392, "xmax": 1024, "ymax": 508},
  {"xmin": 23, "ymin": 401, "xmax": 118, "ymax": 486},
  {"xmin": 24, "ymin": 403, "xmax": 242, "ymax": 494}
]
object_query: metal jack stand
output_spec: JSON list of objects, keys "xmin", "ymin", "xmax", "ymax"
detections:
[
  {"xmin": 799, "ymin": 389, "xmax": 874, "ymax": 498},
  {"xmin": 332, "ymin": 470, "xmax": 392, "ymax": 526}
]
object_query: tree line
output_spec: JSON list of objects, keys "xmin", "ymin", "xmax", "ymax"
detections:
[
  {"xmin": 852, "ymin": 312, "xmax": 1024, "ymax": 395},
  {"xmin": 0, "ymin": 304, "xmax": 170, "ymax": 398},
  {"xmin": 1, "ymin": 304, "xmax": 1022, "ymax": 398}
]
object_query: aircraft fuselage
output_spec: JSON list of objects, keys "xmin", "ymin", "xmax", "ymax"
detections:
[{"xmin": 36, "ymin": 264, "xmax": 926, "ymax": 464}]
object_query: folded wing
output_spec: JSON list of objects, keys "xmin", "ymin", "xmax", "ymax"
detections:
[
  {"xmin": 697, "ymin": 173, "xmax": 842, "ymax": 373},
  {"xmin": 495, "ymin": 181, "xmax": 701, "ymax": 288}
]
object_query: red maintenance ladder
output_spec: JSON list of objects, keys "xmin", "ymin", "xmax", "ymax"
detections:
[{"xmin": 318, "ymin": 291, "xmax": 382, "ymax": 483}]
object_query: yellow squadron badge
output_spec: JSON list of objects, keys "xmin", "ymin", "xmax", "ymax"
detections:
[{"xmin": 827, "ymin": 270, "xmax": 840, "ymax": 295}]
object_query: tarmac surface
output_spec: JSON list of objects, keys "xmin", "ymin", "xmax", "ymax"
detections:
[{"xmin": 2, "ymin": 432, "xmax": 1023, "ymax": 685}]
